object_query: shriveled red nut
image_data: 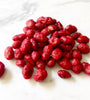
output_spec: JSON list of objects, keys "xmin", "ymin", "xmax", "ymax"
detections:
[
  {"xmin": 43, "ymin": 45, "xmax": 53, "ymax": 54},
  {"xmin": 34, "ymin": 69, "xmax": 47, "ymax": 82},
  {"xmin": 63, "ymin": 52, "xmax": 72, "ymax": 59},
  {"xmin": 26, "ymin": 19, "xmax": 35, "ymax": 29},
  {"xmin": 77, "ymin": 43, "xmax": 89, "ymax": 54},
  {"xmin": 31, "ymin": 51, "xmax": 40, "ymax": 61},
  {"xmin": 42, "ymin": 52, "xmax": 50, "ymax": 61},
  {"xmin": 47, "ymin": 58, "xmax": 56, "ymax": 68},
  {"xmin": 72, "ymin": 65, "xmax": 82, "ymax": 74},
  {"xmin": 35, "ymin": 22, "xmax": 44, "ymax": 30},
  {"xmin": 72, "ymin": 49, "xmax": 82, "ymax": 60},
  {"xmin": 12, "ymin": 33, "xmax": 26, "ymax": 41},
  {"xmin": 23, "ymin": 26, "xmax": 29, "ymax": 33},
  {"xmin": 77, "ymin": 36, "xmax": 89, "ymax": 43},
  {"xmin": 52, "ymin": 48, "xmax": 62, "ymax": 60},
  {"xmin": 49, "ymin": 36, "xmax": 60, "ymax": 46},
  {"xmin": 71, "ymin": 58, "xmax": 81, "ymax": 66},
  {"xmin": 25, "ymin": 29, "xmax": 35, "ymax": 38},
  {"xmin": 16, "ymin": 59, "xmax": 26, "ymax": 67},
  {"xmin": 36, "ymin": 59, "xmax": 46, "ymax": 69},
  {"xmin": 12, "ymin": 40, "xmax": 21, "ymax": 49},
  {"xmin": 72, "ymin": 32, "xmax": 81, "ymax": 40},
  {"xmin": 4, "ymin": 46, "xmax": 14, "ymax": 60},
  {"xmin": 24, "ymin": 54, "xmax": 35, "ymax": 67},
  {"xmin": 20, "ymin": 38, "xmax": 31, "ymax": 54},
  {"xmin": 57, "ymin": 70, "xmax": 71, "ymax": 79},
  {"xmin": 65, "ymin": 24, "xmax": 77, "ymax": 33},
  {"xmin": 58, "ymin": 58, "xmax": 71, "ymax": 70},
  {"xmin": 0, "ymin": 61, "xmax": 5, "ymax": 78},
  {"xmin": 14, "ymin": 49, "xmax": 23, "ymax": 59},
  {"xmin": 22, "ymin": 64, "xmax": 33, "ymax": 79},
  {"xmin": 56, "ymin": 21, "xmax": 63, "ymax": 30}
]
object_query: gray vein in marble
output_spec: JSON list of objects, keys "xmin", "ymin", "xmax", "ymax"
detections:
[{"xmin": 0, "ymin": 1, "xmax": 38, "ymax": 26}]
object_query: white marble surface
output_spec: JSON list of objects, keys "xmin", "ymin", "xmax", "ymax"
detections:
[{"xmin": 0, "ymin": 0, "xmax": 90, "ymax": 100}]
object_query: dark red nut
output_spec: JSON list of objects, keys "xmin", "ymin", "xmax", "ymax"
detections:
[
  {"xmin": 52, "ymin": 48, "xmax": 62, "ymax": 60},
  {"xmin": 4, "ymin": 46, "xmax": 14, "ymax": 60},
  {"xmin": 12, "ymin": 33, "xmax": 26, "ymax": 41},
  {"xmin": 35, "ymin": 22, "xmax": 44, "ymax": 30},
  {"xmin": 71, "ymin": 58, "xmax": 81, "ymax": 66},
  {"xmin": 16, "ymin": 59, "xmax": 26, "ymax": 67},
  {"xmin": 34, "ymin": 32, "xmax": 47, "ymax": 42},
  {"xmin": 72, "ymin": 49, "xmax": 82, "ymax": 60},
  {"xmin": 56, "ymin": 21, "xmax": 63, "ymax": 30},
  {"xmin": 47, "ymin": 58, "xmax": 56, "ymax": 68},
  {"xmin": 77, "ymin": 43, "xmax": 89, "ymax": 54},
  {"xmin": 22, "ymin": 64, "xmax": 33, "ymax": 79},
  {"xmin": 38, "ymin": 42, "xmax": 47, "ymax": 48},
  {"xmin": 72, "ymin": 32, "xmax": 81, "ymax": 40},
  {"xmin": 63, "ymin": 52, "xmax": 72, "ymax": 59},
  {"xmin": 58, "ymin": 58, "xmax": 71, "ymax": 70},
  {"xmin": 42, "ymin": 52, "xmax": 50, "ymax": 60},
  {"xmin": 14, "ymin": 49, "xmax": 23, "ymax": 59},
  {"xmin": 72, "ymin": 65, "xmax": 82, "ymax": 74},
  {"xmin": 77, "ymin": 36, "xmax": 89, "ymax": 43},
  {"xmin": 65, "ymin": 25, "xmax": 77, "ymax": 33},
  {"xmin": 24, "ymin": 54, "xmax": 35, "ymax": 67},
  {"xmin": 49, "ymin": 36, "xmax": 60, "ymax": 46},
  {"xmin": 43, "ymin": 45, "xmax": 53, "ymax": 54},
  {"xmin": 0, "ymin": 61, "xmax": 5, "ymax": 78},
  {"xmin": 58, "ymin": 30, "xmax": 70, "ymax": 36},
  {"xmin": 46, "ymin": 17, "xmax": 55, "ymax": 25},
  {"xmin": 12, "ymin": 40, "xmax": 21, "ymax": 49},
  {"xmin": 30, "ymin": 38, "xmax": 38, "ymax": 50},
  {"xmin": 41, "ymin": 28, "xmax": 51, "ymax": 36},
  {"xmin": 52, "ymin": 31, "xmax": 59, "ymax": 37},
  {"xmin": 82, "ymin": 62, "xmax": 89, "ymax": 70},
  {"xmin": 36, "ymin": 59, "xmax": 46, "ymax": 69},
  {"xmin": 31, "ymin": 51, "xmax": 40, "ymax": 61},
  {"xmin": 57, "ymin": 70, "xmax": 71, "ymax": 79},
  {"xmin": 23, "ymin": 27, "xmax": 29, "ymax": 33},
  {"xmin": 25, "ymin": 29, "xmax": 35, "ymax": 38},
  {"xmin": 26, "ymin": 19, "xmax": 35, "ymax": 29},
  {"xmin": 34, "ymin": 69, "xmax": 47, "ymax": 82},
  {"xmin": 20, "ymin": 38, "xmax": 31, "ymax": 54}
]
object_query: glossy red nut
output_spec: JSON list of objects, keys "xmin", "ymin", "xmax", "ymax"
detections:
[
  {"xmin": 22, "ymin": 64, "xmax": 33, "ymax": 79},
  {"xmin": 12, "ymin": 33, "xmax": 26, "ymax": 41},
  {"xmin": 52, "ymin": 31, "xmax": 59, "ymax": 37},
  {"xmin": 43, "ymin": 45, "xmax": 53, "ymax": 54},
  {"xmin": 12, "ymin": 40, "xmax": 21, "ymax": 49},
  {"xmin": 16, "ymin": 59, "xmax": 26, "ymax": 67},
  {"xmin": 25, "ymin": 29, "xmax": 35, "ymax": 38},
  {"xmin": 34, "ymin": 69, "xmax": 47, "ymax": 82},
  {"xmin": 57, "ymin": 70, "xmax": 71, "ymax": 79},
  {"xmin": 82, "ymin": 62, "xmax": 89, "ymax": 69},
  {"xmin": 63, "ymin": 52, "xmax": 72, "ymax": 59},
  {"xmin": 56, "ymin": 21, "xmax": 63, "ymax": 30},
  {"xmin": 37, "ymin": 16, "xmax": 48, "ymax": 24},
  {"xmin": 26, "ymin": 19, "xmax": 35, "ymax": 29},
  {"xmin": 72, "ymin": 65, "xmax": 82, "ymax": 74},
  {"xmin": 47, "ymin": 58, "xmax": 56, "ymax": 68},
  {"xmin": 4, "ymin": 46, "xmax": 14, "ymax": 60},
  {"xmin": 72, "ymin": 32, "xmax": 81, "ymax": 40},
  {"xmin": 77, "ymin": 43, "xmax": 89, "ymax": 54},
  {"xmin": 0, "ymin": 61, "xmax": 5, "ymax": 78},
  {"xmin": 14, "ymin": 49, "xmax": 23, "ymax": 59},
  {"xmin": 31, "ymin": 51, "xmax": 40, "ymax": 61},
  {"xmin": 23, "ymin": 27, "xmax": 29, "ymax": 33},
  {"xmin": 58, "ymin": 30, "xmax": 70, "ymax": 36},
  {"xmin": 71, "ymin": 58, "xmax": 81, "ymax": 66},
  {"xmin": 58, "ymin": 58, "xmax": 71, "ymax": 70},
  {"xmin": 46, "ymin": 17, "xmax": 55, "ymax": 25},
  {"xmin": 42, "ymin": 52, "xmax": 50, "ymax": 60},
  {"xmin": 38, "ymin": 42, "xmax": 47, "ymax": 48},
  {"xmin": 77, "ymin": 36, "xmax": 89, "ymax": 43},
  {"xmin": 35, "ymin": 22, "xmax": 44, "ymax": 30},
  {"xmin": 41, "ymin": 28, "xmax": 51, "ymax": 36},
  {"xmin": 52, "ymin": 48, "xmax": 62, "ymax": 60}
]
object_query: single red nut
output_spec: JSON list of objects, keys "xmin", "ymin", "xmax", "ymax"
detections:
[
  {"xmin": 20, "ymin": 38, "xmax": 31, "ymax": 54},
  {"xmin": 72, "ymin": 49, "xmax": 82, "ymax": 60},
  {"xmin": 58, "ymin": 58, "xmax": 71, "ymax": 70},
  {"xmin": 34, "ymin": 32, "xmax": 48, "ymax": 42},
  {"xmin": 0, "ymin": 61, "xmax": 5, "ymax": 78},
  {"xmin": 41, "ymin": 27, "xmax": 51, "ymax": 36},
  {"xmin": 42, "ymin": 52, "xmax": 50, "ymax": 60},
  {"xmin": 4, "ymin": 46, "xmax": 14, "ymax": 60},
  {"xmin": 52, "ymin": 31, "xmax": 59, "ymax": 37},
  {"xmin": 77, "ymin": 43, "xmax": 89, "ymax": 54},
  {"xmin": 22, "ymin": 64, "xmax": 33, "ymax": 79},
  {"xmin": 24, "ymin": 54, "xmax": 35, "ymax": 67},
  {"xmin": 34, "ymin": 69, "xmax": 47, "ymax": 82},
  {"xmin": 14, "ymin": 49, "xmax": 23, "ymax": 59},
  {"xmin": 52, "ymin": 48, "xmax": 62, "ymax": 60},
  {"xmin": 23, "ymin": 26, "xmax": 29, "ymax": 33},
  {"xmin": 57, "ymin": 70, "xmax": 71, "ymax": 79},
  {"xmin": 26, "ymin": 19, "xmax": 35, "ymax": 29},
  {"xmin": 25, "ymin": 29, "xmax": 35, "ymax": 38},
  {"xmin": 47, "ymin": 58, "xmax": 56, "ymax": 68},
  {"xmin": 77, "ymin": 36, "xmax": 89, "ymax": 43},
  {"xmin": 30, "ymin": 38, "xmax": 38, "ymax": 50},
  {"xmin": 82, "ymin": 62, "xmax": 89, "ymax": 70},
  {"xmin": 71, "ymin": 58, "xmax": 81, "ymax": 66},
  {"xmin": 72, "ymin": 65, "xmax": 82, "ymax": 74},
  {"xmin": 16, "ymin": 59, "xmax": 26, "ymax": 67},
  {"xmin": 43, "ymin": 45, "xmax": 53, "ymax": 54},
  {"xmin": 72, "ymin": 32, "xmax": 81, "ymax": 40},
  {"xmin": 38, "ymin": 42, "xmax": 47, "ymax": 48},
  {"xmin": 12, "ymin": 33, "xmax": 26, "ymax": 41},
  {"xmin": 65, "ymin": 25, "xmax": 77, "ymax": 33},
  {"xmin": 63, "ymin": 52, "xmax": 72, "ymax": 59},
  {"xmin": 49, "ymin": 36, "xmax": 60, "ymax": 46},
  {"xmin": 58, "ymin": 30, "xmax": 70, "ymax": 36},
  {"xmin": 31, "ymin": 51, "xmax": 40, "ymax": 61},
  {"xmin": 46, "ymin": 17, "xmax": 56, "ymax": 25},
  {"xmin": 35, "ymin": 22, "xmax": 44, "ymax": 30},
  {"xmin": 56, "ymin": 21, "xmax": 63, "ymax": 30},
  {"xmin": 12, "ymin": 40, "xmax": 21, "ymax": 49},
  {"xmin": 36, "ymin": 59, "xmax": 46, "ymax": 69}
]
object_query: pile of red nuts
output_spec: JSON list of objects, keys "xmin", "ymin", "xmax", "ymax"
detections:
[{"xmin": 4, "ymin": 16, "xmax": 90, "ymax": 82}]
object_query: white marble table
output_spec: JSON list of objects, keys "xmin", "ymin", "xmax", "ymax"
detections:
[{"xmin": 0, "ymin": 0, "xmax": 90, "ymax": 100}]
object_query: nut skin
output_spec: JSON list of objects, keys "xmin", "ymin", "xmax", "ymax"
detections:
[
  {"xmin": 12, "ymin": 40, "xmax": 21, "ymax": 49},
  {"xmin": 43, "ymin": 45, "xmax": 53, "ymax": 54},
  {"xmin": 77, "ymin": 36, "xmax": 89, "ymax": 43},
  {"xmin": 31, "ymin": 51, "xmax": 40, "ymax": 61},
  {"xmin": 26, "ymin": 19, "xmax": 35, "ymax": 29},
  {"xmin": 71, "ymin": 58, "xmax": 81, "ymax": 66},
  {"xmin": 72, "ymin": 65, "xmax": 82, "ymax": 74},
  {"xmin": 63, "ymin": 52, "xmax": 72, "ymax": 59},
  {"xmin": 0, "ymin": 61, "xmax": 5, "ymax": 78},
  {"xmin": 35, "ymin": 22, "xmax": 44, "ymax": 30},
  {"xmin": 23, "ymin": 26, "xmax": 29, "ymax": 33},
  {"xmin": 25, "ymin": 29, "xmax": 35, "ymax": 38},
  {"xmin": 47, "ymin": 58, "xmax": 56, "ymax": 68},
  {"xmin": 16, "ymin": 59, "xmax": 26, "ymax": 67}
]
